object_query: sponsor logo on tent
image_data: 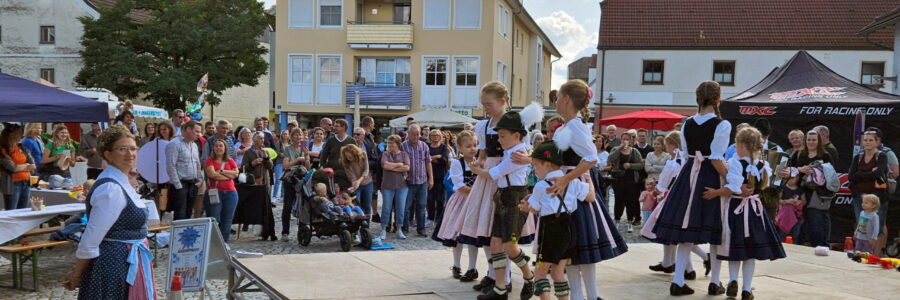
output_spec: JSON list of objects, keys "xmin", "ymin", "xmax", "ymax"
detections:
[
  {"xmin": 738, "ymin": 106, "xmax": 777, "ymax": 115},
  {"xmin": 798, "ymin": 106, "xmax": 894, "ymax": 116},
  {"xmin": 769, "ymin": 87, "xmax": 847, "ymax": 101}
]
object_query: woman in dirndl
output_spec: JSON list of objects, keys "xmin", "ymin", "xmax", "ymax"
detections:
[
  {"xmin": 64, "ymin": 124, "xmax": 157, "ymax": 299},
  {"xmin": 433, "ymin": 130, "xmax": 481, "ymax": 282},
  {"xmin": 648, "ymin": 81, "xmax": 732, "ymax": 296},
  {"xmin": 544, "ymin": 79, "xmax": 627, "ymax": 300},
  {"xmin": 457, "ymin": 82, "xmax": 535, "ymax": 293}
]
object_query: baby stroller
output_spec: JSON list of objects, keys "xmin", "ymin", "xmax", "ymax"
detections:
[{"xmin": 294, "ymin": 168, "xmax": 372, "ymax": 251}]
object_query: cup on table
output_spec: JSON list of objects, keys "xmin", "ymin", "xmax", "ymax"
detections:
[
  {"xmin": 30, "ymin": 176, "xmax": 39, "ymax": 187},
  {"xmin": 31, "ymin": 198, "xmax": 43, "ymax": 211}
]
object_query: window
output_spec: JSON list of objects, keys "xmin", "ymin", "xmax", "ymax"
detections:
[
  {"xmin": 317, "ymin": 55, "xmax": 342, "ymax": 105},
  {"xmin": 424, "ymin": 57, "xmax": 448, "ymax": 86},
  {"xmin": 288, "ymin": 54, "xmax": 313, "ymax": 104},
  {"xmin": 40, "ymin": 26, "xmax": 55, "ymax": 44},
  {"xmin": 452, "ymin": 57, "xmax": 480, "ymax": 107},
  {"xmin": 424, "ymin": 0, "xmax": 450, "ymax": 29},
  {"xmin": 712, "ymin": 61, "xmax": 735, "ymax": 85},
  {"xmin": 455, "ymin": 57, "xmax": 478, "ymax": 86},
  {"xmin": 40, "ymin": 68, "xmax": 55, "ymax": 84},
  {"xmin": 861, "ymin": 62, "xmax": 885, "ymax": 88},
  {"xmin": 498, "ymin": 4, "xmax": 510, "ymax": 38},
  {"xmin": 642, "ymin": 60, "xmax": 664, "ymax": 85},
  {"xmin": 357, "ymin": 58, "xmax": 411, "ymax": 87},
  {"xmin": 318, "ymin": 0, "xmax": 342, "ymax": 28},
  {"xmin": 289, "ymin": 0, "xmax": 314, "ymax": 28},
  {"xmin": 496, "ymin": 62, "xmax": 508, "ymax": 86},
  {"xmin": 454, "ymin": 0, "xmax": 481, "ymax": 29},
  {"xmin": 393, "ymin": 4, "xmax": 412, "ymax": 24}
]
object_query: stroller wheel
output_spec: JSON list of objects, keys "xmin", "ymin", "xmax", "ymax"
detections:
[
  {"xmin": 886, "ymin": 239, "xmax": 900, "ymax": 258},
  {"xmin": 298, "ymin": 225, "xmax": 312, "ymax": 246},
  {"xmin": 359, "ymin": 228, "xmax": 372, "ymax": 250},
  {"xmin": 339, "ymin": 230, "xmax": 352, "ymax": 252}
]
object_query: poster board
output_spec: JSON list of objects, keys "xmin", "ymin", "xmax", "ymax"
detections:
[{"xmin": 166, "ymin": 218, "xmax": 231, "ymax": 293}]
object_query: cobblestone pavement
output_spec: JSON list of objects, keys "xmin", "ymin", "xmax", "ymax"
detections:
[{"xmin": 0, "ymin": 190, "xmax": 646, "ymax": 299}]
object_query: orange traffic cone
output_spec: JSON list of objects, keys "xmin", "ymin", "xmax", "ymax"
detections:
[
  {"xmin": 784, "ymin": 236, "xmax": 794, "ymax": 244},
  {"xmin": 168, "ymin": 275, "xmax": 183, "ymax": 300}
]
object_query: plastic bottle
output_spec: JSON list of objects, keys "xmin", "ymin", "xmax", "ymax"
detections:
[
  {"xmin": 844, "ymin": 237, "xmax": 854, "ymax": 252},
  {"xmin": 168, "ymin": 275, "xmax": 183, "ymax": 300}
]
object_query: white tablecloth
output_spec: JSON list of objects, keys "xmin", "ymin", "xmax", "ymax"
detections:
[{"xmin": 0, "ymin": 200, "xmax": 159, "ymax": 245}]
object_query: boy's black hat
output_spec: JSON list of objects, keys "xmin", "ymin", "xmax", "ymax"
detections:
[
  {"xmin": 493, "ymin": 102, "xmax": 545, "ymax": 136},
  {"xmin": 530, "ymin": 141, "xmax": 564, "ymax": 166}
]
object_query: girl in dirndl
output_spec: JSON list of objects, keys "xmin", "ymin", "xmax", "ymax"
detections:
[
  {"xmin": 433, "ymin": 130, "xmax": 481, "ymax": 282},
  {"xmin": 702, "ymin": 127, "xmax": 785, "ymax": 300},
  {"xmin": 648, "ymin": 81, "xmax": 732, "ymax": 296},
  {"xmin": 542, "ymin": 79, "xmax": 628, "ymax": 300},
  {"xmin": 457, "ymin": 82, "xmax": 536, "ymax": 293},
  {"xmin": 642, "ymin": 131, "xmax": 711, "ymax": 280}
]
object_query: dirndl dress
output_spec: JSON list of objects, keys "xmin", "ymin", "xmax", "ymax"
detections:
[
  {"xmin": 456, "ymin": 157, "xmax": 536, "ymax": 246},
  {"xmin": 650, "ymin": 154, "xmax": 725, "ymax": 245},
  {"xmin": 79, "ymin": 179, "xmax": 156, "ymax": 300},
  {"xmin": 433, "ymin": 189, "xmax": 470, "ymax": 247},
  {"xmin": 719, "ymin": 195, "xmax": 786, "ymax": 261},
  {"xmin": 563, "ymin": 166, "xmax": 628, "ymax": 264}
]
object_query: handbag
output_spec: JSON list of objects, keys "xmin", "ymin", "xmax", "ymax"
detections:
[
  {"xmin": 208, "ymin": 162, "xmax": 225, "ymax": 205},
  {"xmin": 238, "ymin": 165, "xmax": 256, "ymax": 186}
]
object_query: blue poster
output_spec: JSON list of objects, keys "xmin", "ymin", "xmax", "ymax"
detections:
[{"xmin": 166, "ymin": 219, "xmax": 211, "ymax": 292}]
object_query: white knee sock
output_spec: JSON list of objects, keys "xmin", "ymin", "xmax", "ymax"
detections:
[
  {"xmin": 467, "ymin": 246, "xmax": 479, "ymax": 270},
  {"xmin": 505, "ymin": 258, "xmax": 512, "ymax": 284},
  {"xmin": 728, "ymin": 261, "xmax": 740, "ymax": 283},
  {"xmin": 673, "ymin": 243, "xmax": 692, "ymax": 286},
  {"xmin": 742, "ymin": 260, "xmax": 755, "ymax": 292},
  {"xmin": 582, "ymin": 264, "xmax": 599, "ymax": 300},
  {"xmin": 452, "ymin": 245, "xmax": 463, "ymax": 268},
  {"xmin": 484, "ymin": 247, "xmax": 495, "ymax": 279},
  {"xmin": 691, "ymin": 244, "xmax": 708, "ymax": 259},
  {"xmin": 662, "ymin": 245, "xmax": 676, "ymax": 267},
  {"xmin": 566, "ymin": 265, "xmax": 584, "ymax": 300},
  {"xmin": 709, "ymin": 245, "xmax": 722, "ymax": 285}
]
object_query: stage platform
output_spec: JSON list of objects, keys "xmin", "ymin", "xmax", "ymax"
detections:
[{"xmin": 230, "ymin": 244, "xmax": 900, "ymax": 299}]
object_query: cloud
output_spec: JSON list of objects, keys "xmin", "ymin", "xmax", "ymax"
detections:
[{"xmin": 535, "ymin": 11, "xmax": 599, "ymax": 89}]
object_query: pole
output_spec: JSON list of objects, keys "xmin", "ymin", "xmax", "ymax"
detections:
[{"xmin": 354, "ymin": 91, "xmax": 361, "ymax": 131}]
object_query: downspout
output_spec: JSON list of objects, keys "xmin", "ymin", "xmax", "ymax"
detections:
[
  {"xmin": 510, "ymin": 3, "xmax": 523, "ymax": 107},
  {"xmin": 594, "ymin": 49, "xmax": 605, "ymax": 135}
]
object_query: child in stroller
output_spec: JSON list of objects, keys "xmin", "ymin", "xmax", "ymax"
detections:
[
  {"xmin": 311, "ymin": 183, "xmax": 366, "ymax": 221},
  {"xmin": 297, "ymin": 168, "xmax": 373, "ymax": 251}
]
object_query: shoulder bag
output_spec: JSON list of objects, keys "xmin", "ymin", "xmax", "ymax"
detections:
[{"xmin": 207, "ymin": 161, "xmax": 225, "ymax": 205}]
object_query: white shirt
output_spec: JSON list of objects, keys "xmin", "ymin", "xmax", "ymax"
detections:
[
  {"xmin": 448, "ymin": 158, "xmax": 472, "ymax": 191},
  {"xmin": 679, "ymin": 113, "xmax": 732, "ymax": 161},
  {"xmin": 475, "ymin": 119, "xmax": 497, "ymax": 151},
  {"xmin": 76, "ymin": 167, "xmax": 149, "ymax": 259},
  {"xmin": 657, "ymin": 150, "xmax": 685, "ymax": 193},
  {"xmin": 596, "ymin": 151, "xmax": 610, "ymax": 168},
  {"xmin": 554, "ymin": 118, "xmax": 599, "ymax": 163},
  {"xmin": 529, "ymin": 170, "xmax": 587, "ymax": 216},
  {"xmin": 489, "ymin": 142, "xmax": 529, "ymax": 188},
  {"xmin": 723, "ymin": 156, "xmax": 771, "ymax": 195}
]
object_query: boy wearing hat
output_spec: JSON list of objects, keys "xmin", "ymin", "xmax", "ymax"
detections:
[
  {"xmin": 471, "ymin": 103, "xmax": 543, "ymax": 300},
  {"xmin": 519, "ymin": 141, "xmax": 593, "ymax": 300}
]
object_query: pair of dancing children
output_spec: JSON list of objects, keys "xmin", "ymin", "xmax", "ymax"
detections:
[
  {"xmin": 434, "ymin": 80, "xmax": 627, "ymax": 300},
  {"xmin": 642, "ymin": 81, "xmax": 786, "ymax": 300}
]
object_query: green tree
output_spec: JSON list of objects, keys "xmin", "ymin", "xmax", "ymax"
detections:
[{"xmin": 76, "ymin": 0, "xmax": 269, "ymax": 112}]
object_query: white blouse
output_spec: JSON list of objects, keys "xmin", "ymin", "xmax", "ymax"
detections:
[
  {"xmin": 554, "ymin": 118, "xmax": 599, "ymax": 163},
  {"xmin": 529, "ymin": 170, "xmax": 588, "ymax": 216},
  {"xmin": 679, "ymin": 113, "xmax": 732, "ymax": 161},
  {"xmin": 475, "ymin": 119, "xmax": 497, "ymax": 151},
  {"xmin": 76, "ymin": 167, "xmax": 149, "ymax": 259},
  {"xmin": 448, "ymin": 158, "xmax": 472, "ymax": 191},
  {"xmin": 596, "ymin": 151, "xmax": 610, "ymax": 168},
  {"xmin": 656, "ymin": 150, "xmax": 685, "ymax": 193}
]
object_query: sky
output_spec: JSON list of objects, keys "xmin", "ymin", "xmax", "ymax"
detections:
[{"xmin": 259, "ymin": 0, "xmax": 601, "ymax": 89}]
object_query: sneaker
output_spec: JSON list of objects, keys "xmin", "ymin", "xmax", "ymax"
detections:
[
  {"xmin": 473, "ymin": 276, "xmax": 495, "ymax": 292},
  {"xmin": 649, "ymin": 263, "xmax": 675, "ymax": 273},
  {"xmin": 669, "ymin": 283, "xmax": 694, "ymax": 296},
  {"xmin": 726, "ymin": 281, "xmax": 738, "ymax": 297},
  {"xmin": 377, "ymin": 231, "xmax": 387, "ymax": 240},
  {"xmin": 627, "ymin": 224, "xmax": 634, "ymax": 233},
  {"xmin": 520, "ymin": 277, "xmax": 535, "ymax": 300},
  {"xmin": 741, "ymin": 290, "xmax": 754, "ymax": 300},
  {"xmin": 281, "ymin": 233, "xmax": 290, "ymax": 242},
  {"xmin": 707, "ymin": 282, "xmax": 725, "ymax": 295},
  {"xmin": 460, "ymin": 269, "xmax": 479, "ymax": 282},
  {"xmin": 353, "ymin": 235, "xmax": 361, "ymax": 244},
  {"xmin": 397, "ymin": 231, "xmax": 407, "ymax": 239},
  {"xmin": 684, "ymin": 270, "xmax": 696, "ymax": 280},
  {"xmin": 417, "ymin": 231, "xmax": 427, "ymax": 237},
  {"xmin": 451, "ymin": 266, "xmax": 462, "ymax": 279}
]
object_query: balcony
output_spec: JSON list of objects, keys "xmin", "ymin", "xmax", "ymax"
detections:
[
  {"xmin": 346, "ymin": 84, "xmax": 412, "ymax": 110},
  {"xmin": 347, "ymin": 22, "xmax": 414, "ymax": 50}
]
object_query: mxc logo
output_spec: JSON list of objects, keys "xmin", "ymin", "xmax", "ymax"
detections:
[{"xmin": 738, "ymin": 106, "xmax": 777, "ymax": 115}]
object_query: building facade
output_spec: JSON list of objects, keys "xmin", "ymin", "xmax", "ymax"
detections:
[
  {"xmin": 275, "ymin": 0, "xmax": 560, "ymax": 129},
  {"xmin": 592, "ymin": 0, "xmax": 897, "ymax": 128}
]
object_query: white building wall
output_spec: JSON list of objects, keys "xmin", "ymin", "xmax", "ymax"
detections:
[
  {"xmin": 0, "ymin": 0, "xmax": 96, "ymax": 89},
  {"xmin": 593, "ymin": 49, "xmax": 895, "ymax": 106}
]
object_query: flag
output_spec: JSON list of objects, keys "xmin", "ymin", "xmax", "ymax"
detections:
[{"xmin": 196, "ymin": 73, "xmax": 209, "ymax": 92}]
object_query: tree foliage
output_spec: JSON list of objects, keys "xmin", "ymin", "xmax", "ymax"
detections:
[{"xmin": 76, "ymin": 0, "xmax": 269, "ymax": 112}]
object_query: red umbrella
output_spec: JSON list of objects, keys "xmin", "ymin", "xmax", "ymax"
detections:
[{"xmin": 600, "ymin": 109, "xmax": 686, "ymax": 131}]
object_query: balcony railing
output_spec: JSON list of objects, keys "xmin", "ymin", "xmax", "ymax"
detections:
[
  {"xmin": 347, "ymin": 22, "xmax": 414, "ymax": 50},
  {"xmin": 346, "ymin": 84, "xmax": 412, "ymax": 110}
]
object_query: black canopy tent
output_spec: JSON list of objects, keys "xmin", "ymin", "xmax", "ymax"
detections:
[
  {"xmin": 722, "ymin": 50, "xmax": 900, "ymax": 172},
  {"xmin": 0, "ymin": 72, "xmax": 108, "ymax": 123},
  {"xmin": 721, "ymin": 51, "xmax": 900, "ymax": 243}
]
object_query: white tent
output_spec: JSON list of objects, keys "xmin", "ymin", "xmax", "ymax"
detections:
[
  {"xmin": 69, "ymin": 90, "xmax": 169, "ymax": 120},
  {"xmin": 389, "ymin": 108, "xmax": 478, "ymax": 128}
]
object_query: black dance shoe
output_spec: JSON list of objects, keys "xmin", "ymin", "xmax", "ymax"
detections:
[
  {"xmin": 649, "ymin": 263, "xmax": 675, "ymax": 273},
  {"xmin": 474, "ymin": 276, "xmax": 495, "ymax": 292},
  {"xmin": 460, "ymin": 269, "xmax": 479, "ymax": 282},
  {"xmin": 520, "ymin": 277, "xmax": 534, "ymax": 300},
  {"xmin": 704, "ymin": 254, "xmax": 712, "ymax": 276},
  {"xmin": 685, "ymin": 270, "xmax": 697, "ymax": 280},
  {"xmin": 477, "ymin": 288, "xmax": 509, "ymax": 300},
  {"xmin": 451, "ymin": 266, "xmax": 462, "ymax": 279},
  {"xmin": 726, "ymin": 281, "xmax": 738, "ymax": 297},
  {"xmin": 741, "ymin": 290, "xmax": 754, "ymax": 300},
  {"xmin": 669, "ymin": 283, "xmax": 694, "ymax": 296},
  {"xmin": 708, "ymin": 282, "xmax": 725, "ymax": 295}
]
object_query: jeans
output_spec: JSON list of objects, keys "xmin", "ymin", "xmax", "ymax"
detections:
[
  {"xmin": 381, "ymin": 187, "xmax": 408, "ymax": 231},
  {"xmin": 343, "ymin": 206, "xmax": 365, "ymax": 216},
  {"xmin": 172, "ymin": 180, "xmax": 199, "ymax": 220},
  {"xmin": 852, "ymin": 192, "xmax": 889, "ymax": 228},
  {"xmin": 641, "ymin": 210, "xmax": 652, "ymax": 224},
  {"xmin": 273, "ymin": 164, "xmax": 284, "ymax": 199},
  {"xmin": 204, "ymin": 190, "xmax": 238, "ymax": 242},
  {"xmin": 405, "ymin": 183, "xmax": 428, "ymax": 233},
  {"xmin": 4, "ymin": 181, "xmax": 30, "ymax": 210},
  {"xmin": 805, "ymin": 208, "xmax": 831, "ymax": 247},
  {"xmin": 282, "ymin": 183, "xmax": 297, "ymax": 235},
  {"xmin": 355, "ymin": 182, "xmax": 374, "ymax": 215}
]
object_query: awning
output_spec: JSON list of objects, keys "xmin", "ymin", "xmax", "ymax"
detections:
[
  {"xmin": 388, "ymin": 108, "xmax": 477, "ymax": 128},
  {"xmin": 346, "ymin": 85, "xmax": 411, "ymax": 110},
  {"xmin": 0, "ymin": 72, "xmax": 108, "ymax": 122}
]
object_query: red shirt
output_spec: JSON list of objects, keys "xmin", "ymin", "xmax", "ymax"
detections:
[{"xmin": 205, "ymin": 157, "xmax": 237, "ymax": 192}]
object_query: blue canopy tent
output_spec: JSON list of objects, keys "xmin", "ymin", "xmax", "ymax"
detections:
[{"xmin": 0, "ymin": 73, "xmax": 108, "ymax": 122}]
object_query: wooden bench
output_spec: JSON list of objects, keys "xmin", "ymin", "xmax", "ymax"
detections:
[
  {"xmin": 0, "ymin": 240, "xmax": 73, "ymax": 291},
  {"xmin": 19, "ymin": 226, "xmax": 63, "ymax": 239},
  {"xmin": 147, "ymin": 224, "xmax": 171, "ymax": 267}
]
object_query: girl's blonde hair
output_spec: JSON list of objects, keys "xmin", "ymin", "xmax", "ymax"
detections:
[
  {"xmin": 862, "ymin": 194, "xmax": 881, "ymax": 211},
  {"xmin": 735, "ymin": 127, "xmax": 768, "ymax": 188},
  {"xmin": 664, "ymin": 131, "xmax": 682, "ymax": 149},
  {"xmin": 455, "ymin": 130, "xmax": 476, "ymax": 158},
  {"xmin": 25, "ymin": 123, "xmax": 42, "ymax": 138},
  {"xmin": 481, "ymin": 81, "xmax": 509, "ymax": 101},
  {"xmin": 51, "ymin": 124, "xmax": 72, "ymax": 150},
  {"xmin": 559, "ymin": 79, "xmax": 592, "ymax": 121}
]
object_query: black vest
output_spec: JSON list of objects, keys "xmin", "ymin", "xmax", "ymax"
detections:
[
  {"xmin": 484, "ymin": 119, "xmax": 504, "ymax": 157},
  {"xmin": 739, "ymin": 159, "xmax": 768, "ymax": 195},
  {"xmin": 459, "ymin": 158, "xmax": 476, "ymax": 187},
  {"xmin": 683, "ymin": 117, "xmax": 722, "ymax": 156},
  {"xmin": 562, "ymin": 149, "xmax": 582, "ymax": 167}
]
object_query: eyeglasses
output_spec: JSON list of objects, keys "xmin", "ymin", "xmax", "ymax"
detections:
[
  {"xmin": 114, "ymin": 146, "xmax": 139, "ymax": 154},
  {"xmin": 354, "ymin": 133, "xmax": 364, "ymax": 136}
]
